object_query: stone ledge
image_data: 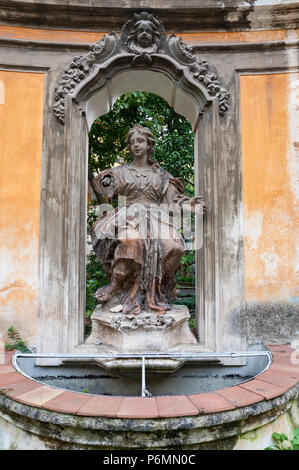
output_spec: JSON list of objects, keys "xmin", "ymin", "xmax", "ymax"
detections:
[
  {"xmin": 0, "ymin": 1, "xmax": 298, "ymax": 32},
  {"xmin": 0, "ymin": 345, "xmax": 298, "ymax": 419}
]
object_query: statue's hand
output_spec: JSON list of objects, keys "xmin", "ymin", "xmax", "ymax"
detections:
[{"xmin": 183, "ymin": 196, "xmax": 206, "ymax": 214}]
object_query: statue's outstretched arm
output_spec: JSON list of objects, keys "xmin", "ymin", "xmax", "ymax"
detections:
[{"xmin": 162, "ymin": 176, "xmax": 206, "ymax": 214}]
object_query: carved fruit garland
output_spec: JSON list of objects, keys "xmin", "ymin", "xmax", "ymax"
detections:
[
  {"xmin": 190, "ymin": 60, "xmax": 229, "ymax": 116},
  {"xmin": 53, "ymin": 36, "xmax": 108, "ymax": 124}
]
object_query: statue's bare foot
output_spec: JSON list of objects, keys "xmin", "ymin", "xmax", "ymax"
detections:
[
  {"xmin": 158, "ymin": 301, "xmax": 172, "ymax": 311},
  {"xmin": 146, "ymin": 279, "xmax": 170, "ymax": 315},
  {"xmin": 95, "ymin": 283, "xmax": 120, "ymax": 303},
  {"xmin": 122, "ymin": 276, "xmax": 142, "ymax": 315},
  {"xmin": 147, "ymin": 301, "xmax": 168, "ymax": 315},
  {"xmin": 123, "ymin": 302, "xmax": 141, "ymax": 315}
]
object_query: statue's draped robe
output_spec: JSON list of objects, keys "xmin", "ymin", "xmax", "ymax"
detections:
[{"xmin": 91, "ymin": 162, "xmax": 190, "ymax": 309}]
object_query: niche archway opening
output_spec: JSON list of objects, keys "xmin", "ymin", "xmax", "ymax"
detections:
[{"xmin": 85, "ymin": 89, "xmax": 197, "ymax": 341}]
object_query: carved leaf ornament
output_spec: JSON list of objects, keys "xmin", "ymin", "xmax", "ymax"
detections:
[{"xmin": 53, "ymin": 12, "xmax": 229, "ymax": 124}]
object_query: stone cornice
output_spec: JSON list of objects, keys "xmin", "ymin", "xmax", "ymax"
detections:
[{"xmin": 0, "ymin": 1, "xmax": 298, "ymax": 32}]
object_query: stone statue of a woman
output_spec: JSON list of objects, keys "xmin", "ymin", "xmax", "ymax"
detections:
[{"xmin": 91, "ymin": 124, "xmax": 206, "ymax": 318}]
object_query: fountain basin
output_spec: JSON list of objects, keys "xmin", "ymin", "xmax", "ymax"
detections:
[
  {"xmin": 0, "ymin": 345, "xmax": 298, "ymax": 450},
  {"xmin": 14, "ymin": 345, "xmax": 270, "ymax": 397}
]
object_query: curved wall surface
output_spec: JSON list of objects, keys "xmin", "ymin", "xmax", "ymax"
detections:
[{"xmin": 0, "ymin": 1, "xmax": 297, "ymax": 348}]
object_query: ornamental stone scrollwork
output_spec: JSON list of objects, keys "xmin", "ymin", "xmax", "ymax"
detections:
[
  {"xmin": 167, "ymin": 34, "xmax": 196, "ymax": 64},
  {"xmin": 52, "ymin": 12, "xmax": 229, "ymax": 124},
  {"xmin": 53, "ymin": 33, "xmax": 118, "ymax": 123},
  {"xmin": 167, "ymin": 35, "xmax": 229, "ymax": 115}
]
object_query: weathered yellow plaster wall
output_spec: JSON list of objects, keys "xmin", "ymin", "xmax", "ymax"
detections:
[
  {"xmin": 0, "ymin": 71, "xmax": 44, "ymax": 346},
  {"xmin": 0, "ymin": 25, "xmax": 105, "ymax": 43},
  {"xmin": 0, "ymin": 25, "xmax": 290, "ymax": 44},
  {"xmin": 241, "ymin": 73, "xmax": 299, "ymax": 302},
  {"xmin": 180, "ymin": 30, "xmax": 287, "ymax": 43}
]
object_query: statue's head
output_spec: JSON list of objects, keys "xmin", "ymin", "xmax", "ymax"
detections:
[
  {"xmin": 135, "ymin": 20, "xmax": 155, "ymax": 48},
  {"xmin": 126, "ymin": 124, "xmax": 156, "ymax": 164},
  {"xmin": 126, "ymin": 13, "xmax": 160, "ymax": 53}
]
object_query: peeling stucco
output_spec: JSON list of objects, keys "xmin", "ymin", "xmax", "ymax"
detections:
[
  {"xmin": 241, "ymin": 72, "xmax": 299, "ymax": 303},
  {"xmin": 0, "ymin": 70, "xmax": 44, "ymax": 346}
]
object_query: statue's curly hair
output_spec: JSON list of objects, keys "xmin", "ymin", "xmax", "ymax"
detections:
[{"xmin": 126, "ymin": 124, "xmax": 156, "ymax": 164}]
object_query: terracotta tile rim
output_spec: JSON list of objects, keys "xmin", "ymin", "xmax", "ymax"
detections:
[
  {"xmin": 1, "ymin": 345, "xmax": 297, "ymax": 418},
  {"xmin": 2, "ymin": 381, "xmax": 298, "ymax": 418}
]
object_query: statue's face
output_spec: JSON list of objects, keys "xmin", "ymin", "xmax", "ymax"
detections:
[
  {"xmin": 130, "ymin": 132, "xmax": 149, "ymax": 160},
  {"xmin": 136, "ymin": 21, "xmax": 153, "ymax": 48}
]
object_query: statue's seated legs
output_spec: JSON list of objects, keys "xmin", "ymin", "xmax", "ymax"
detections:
[
  {"xmin": 95, "ymin": 231, "xmax": 143, "ymax": 306},
  {"xmin": 94, "ymin": 229, "xmax": 185, "ymax": 315}
]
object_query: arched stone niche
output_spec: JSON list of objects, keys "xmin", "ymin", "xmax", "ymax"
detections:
[
  {"xmin": 85, "ymin": 70, "xmax": 201, "ymax": 131},
  {"xmin": 37, "ymin": 12, "xmax": 245, "ymax": 364}
]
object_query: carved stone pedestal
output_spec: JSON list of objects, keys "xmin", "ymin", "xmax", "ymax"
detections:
[
  {"xmin": 86, "ymin": 304, "xmax": 197, "ymax": 351},
  {"xmin": 85, "ymin": 304, "xmax": 197, "ymax": 371}
]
